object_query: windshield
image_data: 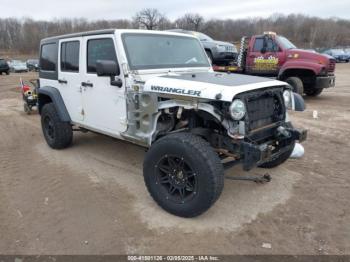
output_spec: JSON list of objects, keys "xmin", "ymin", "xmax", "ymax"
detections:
[
  {"xmin": 12, "ymin": 60, "xmax": 25, "ymax": 65},
  {"xmin": 277, "ymin": 36, "xmax": 297, "ymax": 49},
  {"xmin": 122, "ymin": 33, "xmax": 210, "ymax": 70}
]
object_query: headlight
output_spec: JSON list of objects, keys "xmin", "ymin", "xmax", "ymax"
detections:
[
  {"xmin": 283, "ymin": 89, "xmax": 293, "ymax": 109},
  {"xmin": 229, "ymin": 99, "xmax": 246, "ymax": 120}
]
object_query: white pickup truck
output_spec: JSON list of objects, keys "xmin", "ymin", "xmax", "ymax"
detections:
[{"xmin": 37, "ymin": 29, "xmax": 307, "ymax": 217}]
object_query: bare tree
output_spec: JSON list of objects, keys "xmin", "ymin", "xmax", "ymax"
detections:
[
  {"xmin": 175, "ymin": 13, "xmax": 204, "ymax": 31},
  {"xmin": 1, "ymin": 14, "xmax": 350, "ymax": 55},
  {"xmin": 133, "ymin": 8, "xmax": 167, "ymax": 30}
]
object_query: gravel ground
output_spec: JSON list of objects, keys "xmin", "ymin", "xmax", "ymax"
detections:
[{"xmin": 0, "ymin": 65, "xmax": 349, "ymax": 255}]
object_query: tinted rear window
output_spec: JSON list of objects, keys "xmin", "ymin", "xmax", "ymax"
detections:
[
  {"xmin": 40, "ymin": 43, "xmax": 57, "ymax": 71},
  {"xmin": 87, "ymin": 38, "xmax": 117, "ymax": 73},
  {"xmin": 61, "ymin": 41, "xmax": 80, "ymax": 72},
  {"xmin": 0, "ymin": 59, "xmax": 7, "ymax": 66}
]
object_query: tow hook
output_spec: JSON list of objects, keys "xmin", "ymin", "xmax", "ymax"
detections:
[{"xmin": 277, "ymin": 126, "xmax": 290, "ymax": 137}]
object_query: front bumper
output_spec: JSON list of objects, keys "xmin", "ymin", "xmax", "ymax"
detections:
[
  {"xmin": 213, "ymin": 52, "xmax": 237, "ymax": 62},
  {"xmin": 240, "ymin": 127, "xmax": 307, "ymax": 171},
  {"xmin": 316, "ymin": 75, "xmax": 335, "ymax": 89}
]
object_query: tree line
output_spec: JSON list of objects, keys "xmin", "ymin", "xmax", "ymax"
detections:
[{"xmin": 1, "ymin": 9, "xmax": 350, "ymax": 54}]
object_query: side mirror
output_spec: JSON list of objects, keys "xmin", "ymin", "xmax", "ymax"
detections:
[
  {"xmin": 96, "ymin": 60, "xmax": 120, "ymax": 77},
  {"xmin": 293, "ymin": 92, "xmax": 305, "ymax": 112},
  {"xmin": 96, "ymin": 60, "xmax": 122, "ymax": 88}
]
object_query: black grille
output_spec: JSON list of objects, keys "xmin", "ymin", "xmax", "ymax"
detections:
[
  {"xmin": 239, "ymin": 88, "xmax": 285, "ymax": 132},
  {"xmin": 328, "ymin": 59, "xmax": 336, "ymax": 73}
]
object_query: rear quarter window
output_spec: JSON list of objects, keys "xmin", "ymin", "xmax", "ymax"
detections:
[
  {"xmin": 39, "ymin": 41, "xmax": 58, "ymax": 80},
  {"xmin": 40, "ymin": 43, "xmax": 57, "ymax": 71}
]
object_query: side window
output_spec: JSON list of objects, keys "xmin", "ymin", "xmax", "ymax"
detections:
[
  {"xmin": 87, "ymin": 38, "xmax": 117, "ymax": 74},
  {"xmin": 253, "ymin": 38, "xmax": 264, "ymax": 52},
  {"xmin": 40, "ymin": 43, "xmax": 57, "ymax": 71},
  {"xmin": 266, "ymin": 38, "xmax": 279, "ymax": 52},
  {"xmin": 61, "ymin": 41, "xmax": 80, "ymax": 72}
]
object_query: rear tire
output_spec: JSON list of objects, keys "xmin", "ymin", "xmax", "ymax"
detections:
[
  {"xmin": 41, "ymin": 103, "xmax": 73, "ymax": 149},
  {"xmin": 143, "ymin": 133, "xmax": 224, "ymax": 218},
  {"xmin": 305, "ymin": 88, "xmax": 323, "ymax": 97},
  {"xmin": 285, "ymin": 77, "xmax": 304, "ymax": 95}
]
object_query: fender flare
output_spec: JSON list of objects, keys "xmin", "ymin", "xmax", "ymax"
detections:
[
  {"xmin": 37, "ymin": 86, "xmax": 71, "ymax": 122},
  {"xmin": 278, "ymin": 61, "xmax": 320, "ymax": 79}
]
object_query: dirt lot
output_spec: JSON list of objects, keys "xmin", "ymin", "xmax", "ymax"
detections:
[{"xmin": 0, "ymin": 65, "xmax": 349, "ymax": 255}]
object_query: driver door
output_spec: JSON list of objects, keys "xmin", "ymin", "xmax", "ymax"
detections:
[{"xmin": 80, "ymin": 35, "xmax": 127, "ymax": 135}]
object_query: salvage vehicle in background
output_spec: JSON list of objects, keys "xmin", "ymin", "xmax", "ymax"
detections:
[
  {"xmin": 214, "ymin": 32, "xmax": 336, "ymax": 97},
  {"xmin": 322, "ymin": 49, "xmax": 350, "ymax": 63},
  {"xmin": 37, "ymin": 29, "xmax": 306, "ymax": 217},
  {"xmin": 168, "ymin": 29, "xmax": 238, "ymax": 65},
  {"xmin": 344, "ymin": 48, "xmax": 350, "ymax": 58},
  {"xmin": 26, "ymin": 59, "xmax": 40, "ymax": 71},
  {"xmin": 0, "ymin": 59, "xmax": 10, "ymax": 75},
  {"xmin": 9, "ymin": 60, "xmax": 29, "ymax": 73}
]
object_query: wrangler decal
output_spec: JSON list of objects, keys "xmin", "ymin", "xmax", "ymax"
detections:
[{"xmin": 151, "ymin": 85, "xmax": 201, "ymax": 97}]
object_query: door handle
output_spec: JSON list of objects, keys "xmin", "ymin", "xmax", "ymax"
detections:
[
  {"xmin": 81, "ymin": 82, "xmax": 93, "ymax": 87},
  {"xmin": 58, "ymin": 79, "xmax": 67, "ymax": 84}
]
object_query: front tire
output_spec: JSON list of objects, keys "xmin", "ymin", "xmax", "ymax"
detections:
[
  {"xmin": 41, "ymin": 103, "xmax": 73, "ymax": 149},
  {"xmin": 143, "ymin": 133, "xmax": 224, "ymax": 218},
  {"xmin": 285, "ymin": 77, "xmax": 304, "ymax": 95}
]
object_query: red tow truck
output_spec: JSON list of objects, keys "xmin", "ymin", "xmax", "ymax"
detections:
[{"xmin": 213, "ymin": 32, "xmax": 336, "ymax": 96}]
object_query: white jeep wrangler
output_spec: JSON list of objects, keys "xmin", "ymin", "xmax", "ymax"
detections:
[{"xmin": 38, "ymin": 29, "xmax": 307, "ymax": 217}]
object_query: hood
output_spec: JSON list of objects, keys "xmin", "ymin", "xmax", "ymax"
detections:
[
  {"xmin": 13, "ymin": 64, "xmax": 27, "ymax": 69},
  {"xmin": 144, "ymin": 72, "xmax": 286, "ymax": 102},
  {"xmin": 214, "ymin": 40, "xmax": 234, "ymax": 47},
  {"xmin": 286, "ymin": 49, "xmax": 331, "ymax": 62}
]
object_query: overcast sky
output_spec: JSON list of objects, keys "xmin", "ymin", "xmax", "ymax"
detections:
[{"xmin": 2, "ymin": 0, "xmax": 350, "ymax": 20}]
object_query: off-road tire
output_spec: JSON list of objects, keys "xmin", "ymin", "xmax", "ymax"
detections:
[
  {"xmin": 24, "ymin": 103, "xmax": 31, "ymax": 114},
  {"xmin": 286, "ymin": 77, "xmax": 304, "ymax": 95},
  {"xmin": 305, "ymin": 88, "xmax": 324, "ymax": 97},
  {"xmin": 41, "ymin": 103, "xmax": 73, "ymax": 149},
  {"xmin": 6, "ymin": 71, "xmax": 9, "ymax": 75},
  {"xmin": 143, "ymin": 132, "xmax": 224, "ymax": 218}
]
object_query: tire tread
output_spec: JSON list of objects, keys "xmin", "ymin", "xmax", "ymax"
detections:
[
  {"xmin": 144, "ymin": 132, "xmax": 224, "ymax": 217},
  {"xmin": 41, "ymin": 103, "xmax": 73, "ymax": 149}
]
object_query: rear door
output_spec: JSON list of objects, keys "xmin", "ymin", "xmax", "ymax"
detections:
[
  {"xmin": 80, "ymin": 35, "xmax": 127, "ymax": 134},
  {"xmin": 58, "ymin": 37, "xmax": 84, "ymax": 123}
]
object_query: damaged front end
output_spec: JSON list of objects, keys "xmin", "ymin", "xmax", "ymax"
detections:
[{"xmin": 209, "ymin": 87, "xmax": 307, "ymax": 171}]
